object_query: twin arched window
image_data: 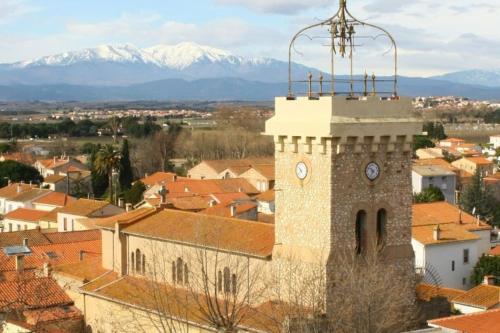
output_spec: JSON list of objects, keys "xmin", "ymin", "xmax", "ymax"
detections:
[{"xmin": 355, "ymin": 209, "xmax": 387, "ymax": 254}]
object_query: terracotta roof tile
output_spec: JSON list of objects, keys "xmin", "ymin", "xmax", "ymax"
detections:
[
  {"xmin": 211, "ymin": 179, "xmax": 258, "ymax": 194},
  {"xmin": 43, "ymin": 230, "xmax": 100, "ymax": 244},
  {"xmin": 201, "ymin": 202, "xmax": 257, "ymax": 218},
  {"xmin": 4, "ymin": 208, "xmax": 51, "ymax": 223},
  {"xmin": 93, "ymin": 207, "xmax": 157, "ymax": 230},
  {"xmin": 43, "ymin": 175, "xmax": 66, "ymax": 184},
  {"xmin": 122, "ymin": 209, "xmax": 274, "ymax": 258},
  {"xmin": 202, "ymin": 157, "xmax": 274, "ymax": 174},
  {"xmin": 255, "ymin": 190, "xmax": 275, "ymax": 202},
  {"xmin": 23, "ymin": 305, "xmax": 82, "ymax": 325},
  {"xmin": 249, "ymin": 164, "xmax": 275, "ymax": 180},
  {"xmin": 53, "ymin": 257, "xmax": 108, "ymax": 282},
  {"xmin": 10, "ymin": 188, "xmax": 50, "ymax": 203},
  {"xmin": 412, "ymin": 223, "xmax": 479, "ymax": 245},
  {"xmin": 452, "ymin": 285, "xmax": 500, "ymax": 309},
  {"xmin": 0, "ymin": 152, "xmax": 35, "ymax": 165},
  {"xmin": 0, "ymin": 229, "xmax": 52, "ymax": 248},
  {"xmin": 258, "ymin": 213, "xmax": 275, "ymax": 224},
  {"xmin": 0, "ymin": 277, "xmax": 73, "ymax": 310},
  {"xmin": 139, "ymin": 172, "xmax": 184, "ymax": 187},
  {"xmin": 211, "ymin": 192, "xmax": 249, "ymax": 203},
  {"xmin": 429, "ymin": 309, "xmax": 500, "ymax": 333},
  {"xmin": 416, "ymin": 283, "xmax": 465, "ymax": 302},
  {"xmin": 412, "ymin": 202, "xmax": 491, "ymax": 231},
  {"xmin": 168, "ymin": 196, "xmax": 211, "ymax": 211},
  {"xmin": 58, "ymin": 198, "xmax": 111, "ymax": 216},
  {"xmin": 33, "ymin": 192, "xmax": 76, "ymax": 207},
  {"xmin": 489, "ymin": 246, "xmax": 500, "ymax": 256},
  {"xmin": 464, "ymin": 157, "xmax": 493, "ymax": 165}
]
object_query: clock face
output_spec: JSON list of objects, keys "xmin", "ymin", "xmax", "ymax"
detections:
[
  {"xmin": 365, "ymin": 162, "xmax": 380, "ymax": 181},
  {"xmin": 295, "ymin": 162, "xmax": 308, "ymax": 180}
]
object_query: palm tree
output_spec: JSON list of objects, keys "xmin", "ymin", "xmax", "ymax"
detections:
[
  {"xmin": 94, "ymin": 145, "xmax": 121, "ymax": 204},
  {"xmin": 108, "ymin": 116, "xmax": 121, "ymax": 144}
]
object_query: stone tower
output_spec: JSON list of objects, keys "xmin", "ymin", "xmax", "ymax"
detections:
[{"xmin": 265, "ymin": 0, "xmax": 422, "ymax": 318}]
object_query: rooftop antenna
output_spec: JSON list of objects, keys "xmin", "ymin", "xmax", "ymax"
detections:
[{"xmin": 288, "ymin": 0, "xmax": 398, "ymax": 98}]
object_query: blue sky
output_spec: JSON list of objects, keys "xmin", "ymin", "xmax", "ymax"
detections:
[{"xmin": 0, "ymin": 0, "xmax": 499, "ymax": 76}]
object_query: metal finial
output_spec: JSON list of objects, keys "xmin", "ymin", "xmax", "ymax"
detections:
[
  {"xmin": 319, "ymin": 74, "xmax": 324, "ymax": 96},
  {"xmin": 371, "ymin": 73, "xmax": 377, "ymax": 96},
  {"xmin": 307, "ymin": 73, "xmax": 313, "ymax": 98},
  {"xmin": 363, "ymin": 72, "xmax": 368, "ymax": 97}
]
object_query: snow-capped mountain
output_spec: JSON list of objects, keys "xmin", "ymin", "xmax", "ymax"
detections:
[
  {"xmin": 431, "ymin": 69, "xmax": 500, "ymax": 88},
  {"xmin": 1, "ymin": 42, "xmax": 310, "ymax": 86}
]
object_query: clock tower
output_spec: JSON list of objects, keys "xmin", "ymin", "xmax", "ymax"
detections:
[{"xmin": 265, "ymin": 0, "xmax": 422, "ymax": 312}]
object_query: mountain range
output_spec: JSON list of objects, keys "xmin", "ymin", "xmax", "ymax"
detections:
[{"xmin": 0, "ymin": 42, "xmax": 498, "ymax": 101}]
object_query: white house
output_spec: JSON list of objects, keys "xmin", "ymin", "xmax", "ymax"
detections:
[
  {"xmin": 412, "ymin": 202, "xmax": 492, "ymax": 290},
  {"xmin": 1, "ymin": 208, "xmax": 50, "ymax": 232},
  {"xmin": 3, "ymin": 188, "xmax": 50, "ymax": 214},
  {"xmin": 32, "ymin": 192, "xmax": 76, "ymax": 212},
  {"xmin": 254, "ymin": 190, "xmax": 275, "ymax": 215},
  {"xmin": 412, "ymin": 165, "xmax": 457, "ymax": 204},
  {"xmin": 490, "ymin": 135, "xmax": 500, "ymax": 149},
  {"xmin": 56, "ymin": 198, "xmax": 124, "ymax": 232},
  {"xmin": 0, "ymin": 183, "xmax": 39, "ymax": 215}
]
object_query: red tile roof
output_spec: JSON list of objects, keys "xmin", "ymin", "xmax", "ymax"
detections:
[
  {"xmin": 429, "ymin": 309, "xmax": 500, "ymax": 333},
  {"xmin": 255, "ymin": 189, "xmax": 275, "ymax": 202},
  {"xmin": 464, "ymin": 157, "xmax": 494, "ymax": 165},
  {"xmin": 93, "ymin": 207, "xmax": 157, "ymax": 230},
  {"xmin": 4, "ymin": 208, "xmax": 51, "ymax": 223},
  {"xmin": 0, "ymin": 229, "xmax": 99, "ymax": 248},
  {"xmin": 58, "ymin": 198, "xmax": 111, "ymax": 216},
  {"xmin": 43, "ymin": 175, "xmax": 66, "ymax": 184},
  {"xmin": 452, "ymin": 284, "xmax": 500, "ymax": 309},
  {"xmin": 201, "ymin": 202, "xmax": 257, "ymax": 218},
  {"xmin": 33, "ymin": 192, "xmax": 76, "ymax": 207},
  {"xmin": 416, "ymin": 283, "xmax": 465, "ymax": 302},
  {"xmin": 412, "ymin": 202, "xmax": 491, "ymax": 231},
  {"xmin": 0, "ymin": 277, "xmax": 73, "ymax": 311},
  {"xmin": 0, "ymin": 183, "xmax": 39, "ymax": 200},
  {"xmin": 122, "ymin": 209, "xmax": 274, "ymax": 258},
  {"xmin": 489, "ymin": 246, "xmax": 500, "ymax": 256},
  {"xmin": 201, "ymin": 157, "xmax": 274, "ymax": 174},
  {"xmin": 139, "ymin": 172, "xmax": 185, "ymax": 187}
]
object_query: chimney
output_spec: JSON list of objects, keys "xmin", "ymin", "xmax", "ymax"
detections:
[
  {"xmin": 230, "ymin": 204, "xmax": 237, "ymax": 217},
  {"xmin": 23, "ymin": 238, "xmax": 28, "ymax": 247},
  {"xmin": 15, "ymin": 255, "xmax": 24, "ymax": 272},
  {"xmin": 17, "ymin": 184, "xmax": 22, "ymax": 194},
  {"xmin": 126, "ymin": 203, "xmax": 133, "ymax": 212},
  {"xmin": 209, "ymin": 200, "xmax": 215, "ymax": 207},
  {"xmin": 483, "ymin": 275, "xmax": 495, "ymax": 286},
  {"xmin": 173, "ymin": 175, "xmax": 178, "ymax": 182},
  {"xmin": 145, "ymin": 173, "xmax": 149, "ymax": 178},
  {"xmin": 53, "ymin": 156, "xmax": 56, "ymax": 164},
  {"xmin": 458, "ymin": 210, "xmax": 463, "ymax": 224},
  {"xmin": 79, "ymin": 250, "xmax": 84, "ymax": 261},
  {"xmin": 43, "ymin": 262, "xmax": 52, "ymax": 277},
  {"xmin": 118, "ymin": 198, "xmax": 125, "ymax": 208},
  {"xmin": 433, "ymin": 225, "xmax": 441, "ymax": 241},
  {"xmin": 8, "ymin": 179, "xmax": 11, "ymax": 186},
  {"xmin": 159, "ymin": 185, "xmax": 168, "ymax": 205}
]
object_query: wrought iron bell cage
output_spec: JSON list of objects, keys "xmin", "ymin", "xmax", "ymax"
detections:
[{"xmin": 288, "ymin": 0, "xmax": 398, "ymax": 98}]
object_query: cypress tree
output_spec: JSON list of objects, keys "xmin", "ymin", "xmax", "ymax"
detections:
[{"xmin": 119, "ymin": 139, "xmax": 134, "ymax": 190}]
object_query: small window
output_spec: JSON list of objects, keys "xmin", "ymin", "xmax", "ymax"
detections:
[
  {"xmin": 462, "ymin": 277, "xmax": 467, "ymax": 285},
  {"xmin": 184, "ymin": 263, "xmax": 189, "ymax": 284},
  {"xmin": 223, "ymin": 267, "xmax": 230, "ymax": 293},
  {"xmin": 451, "ymin": 260, "xmax": 455, "ymax": 271},
  {"xmin": 218, "ymin": 271, "xmax": 223, "ymax": 292},
  {"xmin": 142, "ymin": 254, "xmax": 146, "ymax": 274},
  {"xmin": 131, "ymin": 252, "xmax": 135, "ymax": 273},
  {"xmin": 171, "ymin": 261, "xmax": 176, "ymax": 283},
  {"xmin": 463, "ymin": 249, "xmax": 469, "ymax": 264},
  {"xmin": 176, "ymin": 258, "xmax": 183, "ymax": 283},
  {"xmin": 17, "ymin": 225, "xmax": 20, "ymax": 231},
  {"xmin": 136, "ymin": 249, "xmax": 141, "ymax": 273},
  {"xmin": 63, "ymin": 218, "xmax": 67, "ymax": 231},
  {"xmin": 8, "ymin": 223, "xmax": 12, "ymax": 232},
  {"xmin": 231, "ymin": 274, "xmax": 237, "ymax": 295}
]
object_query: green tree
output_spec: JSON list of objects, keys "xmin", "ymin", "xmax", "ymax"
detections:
[
  {"xmin": 95, "ymin": 145, "xmax": 121, "ymax": 204},
  {"xmin": 90, "ymin": 145, "xmax": 108, "ymax": 199},
  {"xmin": 413, "ymin": 135, "xmax": 435, "ymax": 152},
  {"xmin": 471, "ymin": 255, "xmax": 500, "ymax": 286},
  {"xmin": 460, "ymin": 170, "xmax": 499, "ymax": 225},
  {"xmin": 123, "ymin": 181, "xmax": 146, "ymax": 205},
  {"xmin": 413, "ymin": 186, "xmax": 445, "ymax": 203},
  {"xmin": 0, "ymin": 143, "xmax": 11, "ymax": 153},
  {"xmin": 119, "ymin": 139, "xmax": 133, "ymax": 190},
  {"xmin": 0, "ymin": 160, "xmax": 43, "ymax": 187}
]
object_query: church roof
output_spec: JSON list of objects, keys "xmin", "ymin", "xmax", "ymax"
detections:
[{"xmin": 122, "ymin": 209, "xmax": 274, "ymax": 258}]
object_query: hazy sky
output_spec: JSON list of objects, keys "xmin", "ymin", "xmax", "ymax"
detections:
[{"xmin": 0, "ymin": 0, "xmax": 499, "ymax": 76}]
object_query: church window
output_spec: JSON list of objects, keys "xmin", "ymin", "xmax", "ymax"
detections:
[
  {"xmin": 136, "ymin": 249, "xmax": 141, "ymax": 273},
  {"xmin": 223, "ymin": 267, "xmax": 231, "ymax": 293},
  {"xmin": 377, "ymin": 209, "xmax": 387, "ymax": 247},
  {"xmin": 131, "ymin": 252, "xmax": 135, "ymax": 273},
  {"xmin": 142, "ymin": 254, "xmax": 146, "ymax": 274},
  {"xmin": 218, "ymin": 271, "xmax": 223, "ymax": 292},
  {"xmin": 177, "ymin": 258, "xmax": 183, "ymax": 282},
  {"xmin": 231, "ymin": 274, "xmax": 237, "ymax": 294},
  {"xmin": 355, "ymin": 210, "xmax": 367, "ymax": 254},
  {"xmin": 184, "ymin": 263, "xmax": 189, "ymax": 284},
  {"xmin": 172, "ymin": 261, "xmax": 176, "ymax": 283}
]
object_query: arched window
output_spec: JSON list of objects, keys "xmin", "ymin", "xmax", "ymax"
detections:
[
  {"xmin": 377, "ymin": 209, "xmax": 387, "ymax": 248},
  {"xmin": 135, "ymin": 249, "xmax": 141, "ymax": 273},
  {"xmin": 176, "ymin": 258, "xmax": 183, "ymax": 283},
  {"xmin": 184, "ymin": 263, "xmax": 189, "ymax": 284},
  {"xmin": 218, "ymin": 271, "xmax": 223, "ymax": 292},
  {"xmin": 131, "ymin": 252, "xmax": 135, "ymax": 273},
  {"xmin": 223, "ymin": 267, "xmax": 230, "ymax": 293},
  {"xmin": 142, "ymin": 254, "xmax": 146, "ymax": 274},
  {"xmin": 355, "ymin": 210, "xmax": 367, "ymax": 255},
  {"xmin": 231, "ymin": 274, "xmax": 237, "ymax": 295},
  {"xmin": 172, "ymin": 261, "xmax": 176, "ymax": 283}
]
